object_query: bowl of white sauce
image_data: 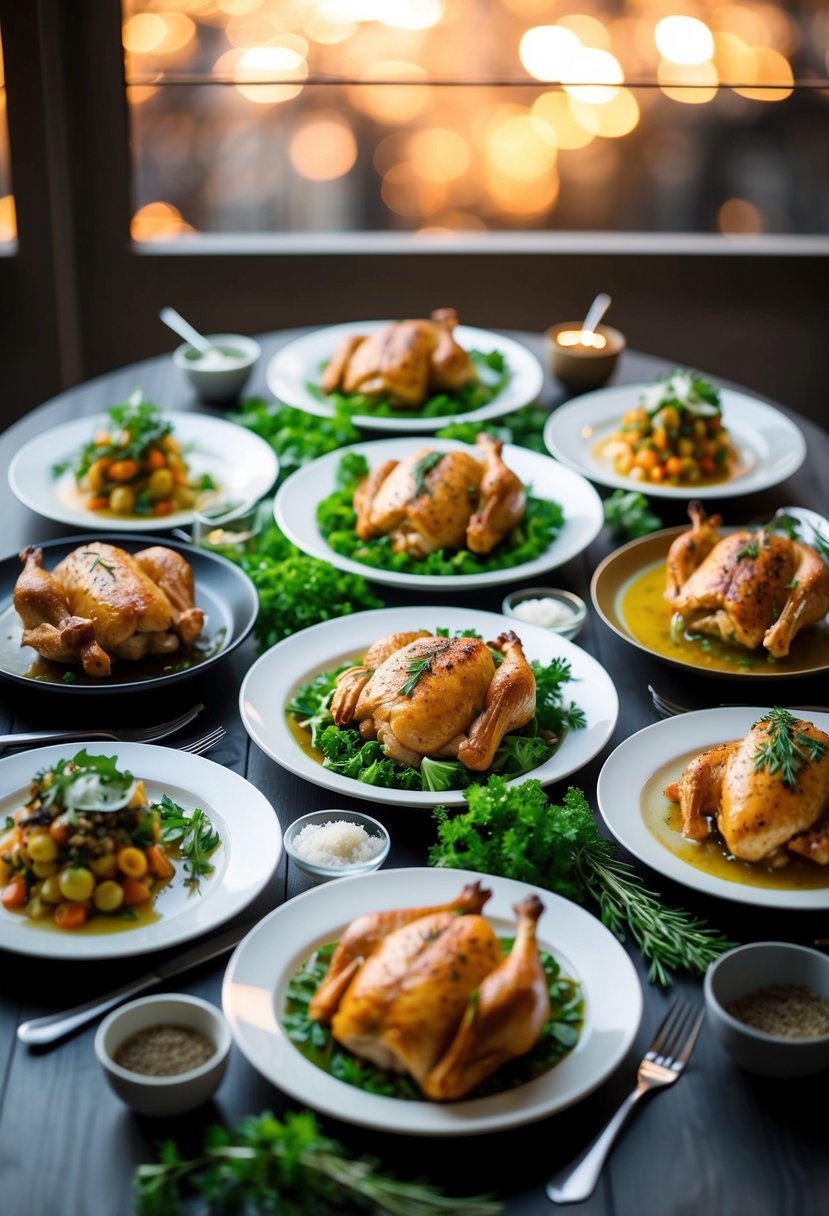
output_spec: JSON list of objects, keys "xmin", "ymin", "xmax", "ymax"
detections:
[
  {"xmin": 173, "ymin": 332, "xmax": 261, "ymax": 403},
  {"xmin": 284, "ymin": 809, "xmax": 391, "ymax": 884},
  {"xmin": 501, "ymin": 587, "xmax": 587, "ymax": 640}
]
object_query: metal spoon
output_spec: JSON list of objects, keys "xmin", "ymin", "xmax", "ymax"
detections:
[
  {"xmin": 160, "ymin": 306, "xmax": 213, "ymax": 355},
  {"xmin": 579, "ymin": 292, "xmax": 612, "ymax": 347}
]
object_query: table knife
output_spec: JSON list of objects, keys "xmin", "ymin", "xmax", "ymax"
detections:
[{"xmin": 16, "ymin": 918, "xmax": 258, "ymax": 1048}]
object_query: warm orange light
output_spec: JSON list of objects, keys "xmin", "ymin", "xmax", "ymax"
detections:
[
  {"xmin": 557, "ymin": 14, "xmax": 610, "ymax": 51},
  {"xmin": 217, "ymin": 0, "xmax": 264, "ymax": 14},
  {"xmin": 215, "ymin": 46, "xmax": 308, "ymax": 105},
  {"xmin": 225, "ymin": 13, "xmax": 283, "ymax": 48},
  {"xmin": 655, "ymin": 16, "xmax": 714, "ymax": 66},
  {"xmin": 569, "ymin": 89, "xmax": 640, "ymax": 138},
  {"xmin": 486, "ymin": 113, "xmax": 556, "ymax": 182},
  {"xmin": 520, "ymin": 26, "xmax": 582, "ymax": 83},
  {"xmin": 378, "ymin": 0, "xmax": 444, "ymax": 30},
  {"xmin": 531, "ymin": 91, "xmax": 595, "ymax": 150},
  {"xmin": 289, "ymin": 116, "xmax": 358, "ymax": 181},
  {"xmin": 732, "ymin": 47, "xmax": 794, "ymax": 102},
  {"xmin": 0, "ymin": 194, "xmax": 17, "ymax": 242},
  {"xmin": 718, "ymin": 197, "xmax": 764, "ymax": 234},
  {"xmin": 658, "ymin": 59, "xmax": 719, "ymax": 104},
  {"xmin": 486, "ymin": 168, "xmax": 559, "ymax": 217},
  {"xmin": 123, "ymin": 13, "xmax": 168, "ymax": 55},
  {"xmin": 563, "ymin": 48, "xmax": 624, "ymax": 105},
  {"xmin": 408, "ymin": 128, "xmax": 471, "ymax": 182},
  {"xmin": 349, "ymin": 62, "xmax": 431, "ymax": 123},
  {"xmin": 126, "ymin": 83, "xmax": 160, "ymax": 105},
  {"xmin": 381, "ymin": 163, "xmax": 446, "ymax": 217},
  {"xmin": 131, "ymin": 201, "xmax": 196, "ymax": 242}
]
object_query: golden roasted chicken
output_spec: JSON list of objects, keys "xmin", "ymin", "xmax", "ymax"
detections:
[
  {"xmin": 309, "ymin": 881, "xmax": 551, "ymax": 1101},
  {"xmin": 665, "ymin": 502, "xmax": 829, "ymax": 657},
  {"xmin": 664, "ymin": 711, "xmax": 829, "ymax": 865},
  {"xmin": 14, "ymin": 542, "xmax": 205, "ymax": 677},
  {"xmin": 321, "ymin": 307, "xmax": 477, "ymax": 407},
  {"xmin": 331, "ymin": 629, "xmax": 536, "ymax": 771},
  {"xmin": 354, "ymin": 432, "xmax": 526, "ymax": 558}
]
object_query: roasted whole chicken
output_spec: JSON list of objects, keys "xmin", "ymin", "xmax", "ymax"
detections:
[
  {"xmin": 14, "ymin": 542, "xmax": 205, "ymax": 677},
  {"xmin": 321, "ymin": 307, "xmax": 477, "ymax": 408},
  {"xmin": 331, "ymin": 629, "xmax": 536, "ymax": 771},
  {"xmin": 665, "ymin": 502, "xmax": 829, "ymax": 657},
  {"xmin": 309, "ymin": 881, "xmax": 551, "ymax": 1101},
  {"xmin": 354, "ymin": 432, "xmax": 527, "ymax": 558},
  {"xmin": 664, "ymin": 711, "xmax": 829, "ymax": 865}
]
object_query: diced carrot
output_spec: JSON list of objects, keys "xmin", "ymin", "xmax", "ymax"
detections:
[
  {"xmin": 2, "ymin": 875, "xmax": 27, "ymax": 909},
  {"xmin": 152, "ymin": 501, "xmax": 173, "ymax": 516},
  {"xmin": 634, "ymin": 447, "xmax": 658, "ymax": 471},
  {"xmin": 121, "ymin": 876, "xmax": 152, "ymax": 905},
  {"xmin": 146, "ymin": 844, "xmax": 175, "ymax": 881},
  {"xmin": 145, "ymin": 448, "xmax": 166, "ymax": 471},
  {"xmin": 87, "ymin": 496, "xmax": 110, "ymax": 511},
  {"xmin": 107, "ymin": 459, "xmax": 140, "ymax": 482},
  {"xmin": 664, "ymin": 455, "xmax": 683, "ymax": 477},
  {"xmin": 54, "ymin": 901, "xmax": 87, "ymax": 930}
]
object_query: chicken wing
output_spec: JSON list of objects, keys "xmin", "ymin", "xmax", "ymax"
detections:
[{"xmin": 466, "ymin": 433, "xmax": 527, "ymax": 555}]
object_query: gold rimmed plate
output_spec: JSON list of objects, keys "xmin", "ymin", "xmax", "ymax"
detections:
[{"xmin": 590, "ymin": 527, "xmax": 829, "ymax": 680}]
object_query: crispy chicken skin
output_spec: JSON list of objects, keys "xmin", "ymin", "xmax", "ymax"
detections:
[
  {"xmin": 321, "ymin": 308, "xmax": 477, "ymax": 408},
  {"xmin": 311, "ymin": 885, "xmax": 550, "ymax": 1101},
  {"xmin": 665, "ymin": 502, "xmax": 829, "ymax": 657},
  {"xmin": 353, "ymin": 433, "xmax": 526, "ymax": 559},
  {"xmin": 664, "ymin": 716, "xmax": 829, "ymax": 863},
  {"xmin": 330, "ymin": 629, "xmax": 536, "ymax": 770},
  {"xmin": 14, "ymin": 542, "xmax": 204, "ymax": 675}
]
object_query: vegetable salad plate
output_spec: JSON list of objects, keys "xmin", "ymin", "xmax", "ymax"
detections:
[
  {"xmin": 274, "ymin": 437, "xmax": 604, "ymax": 591},
  {"xmin": 543, "ymin": 382, "xmax": 806, "ymax": 499},
  {"xmin": 591, "ymin": 527, "xmax": 829, "ymax": 680},
  {"xmin": 597, "ymin": 708, "xmax": 829, "ymax": 910},
  {"xmin": 0, "ymin": 741, "xmax": 281, "ymax": 959},
  {"xmin": 239, "ymin": 605, "xmax": 619, "ymax": 808},
  {"xmin": 0, "ymin": 533, "xmax": 258, "ymax": 695},
  {"xmin": 8, "ymin": 411, "xmax": 279, "ymax": 531},
  {"xmin": 265, "ymin": 321, "xmax": 545, "ymax": 433},
  {"xmin": 222, "ymin": 867, "xmax": 643, "ymax": 1136}
]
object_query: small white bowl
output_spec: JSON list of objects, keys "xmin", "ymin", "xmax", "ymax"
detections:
[
  {"xmin": 94, "ymin": 993, "xmax": 231, "ymax": 1116},
  {"xmin": 704, "ymin": 942, "xmax": 829, "ymax": 1078},
  {"xmin": 173, "ymin": 332, "xmax": 261, "ymax": 403},
  {"xmin": 501, "ymin": 587, "xmax": 587, "ymax": 640},
  {"xmin": 284, "ymin": 809, "xmax": 391, "ymax": 885}
]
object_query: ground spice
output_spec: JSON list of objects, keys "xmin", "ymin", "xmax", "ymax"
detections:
[
  {"xmin": 727, "ymin": 984, "xmax": 829, "ymax": 1039},
  {"xmin": 114, "ymin": 1023, "xmax": 216, "ymax": 1075}
]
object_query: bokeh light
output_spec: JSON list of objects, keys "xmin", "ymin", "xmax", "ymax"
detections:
[
  {"xmin": 289, "ymin": 114, "xmax": 358, "ymax": 180},
  {"xmin": 718, "ymin": 197, "xmax": 764, "ymax": 233},
  {"xmin": 655, "ymin": 17, "xmax": 715, "ymax": 66}
]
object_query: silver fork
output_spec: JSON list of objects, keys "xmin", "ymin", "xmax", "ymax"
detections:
[
  {"xmin": 546, "ymin": 999, "xmax": 705, "ymax": 1205},
  {"xmin": 178, "ymin": 725, "xmax": 226, "ymax": 755},
  {"xmin": 649, "ymin": 685, "xmax": 829, "ymax": 719},
  {"xmin": 0, "ymin": 703, "xmax": 205, "ymax": 752}
]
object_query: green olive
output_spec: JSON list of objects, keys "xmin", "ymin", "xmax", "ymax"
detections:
[
  {"xmin": 148, "ymin": 468, "xmax": 175, "ymax": 499},
  {"xmin": 109, "ymin": 485, "xmax": 136, "ymax": 515}
]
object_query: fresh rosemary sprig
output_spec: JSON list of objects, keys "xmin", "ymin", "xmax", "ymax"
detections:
[
  {"xmin": 735, "ymin": 538, "xmax": 760, "ymax": 561},
  {"xmin": 80, "ymin": 550, "xmax": 117, "ymax": 578},
  {"xmin": 400, "ymin": 642, "xmax": 450, "ymax": 698},
  {"xmin": 752, "ymin": 706, "xmax": 827, "ymax": 788},
  {"xmin": 133, "ymin": 1110, "xmax": 502, "ymax": 1216},
  {"xmin": 411, "ymin": 451, "xmax": 445, "ymax": 498}
]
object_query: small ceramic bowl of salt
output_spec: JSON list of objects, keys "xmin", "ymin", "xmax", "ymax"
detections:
[{"xmin": 284, "ymin": 809, "xmax": 391, "ymax": 884}]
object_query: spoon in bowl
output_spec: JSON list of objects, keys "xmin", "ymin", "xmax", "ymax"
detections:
[
  {"xmin": 557, "ymin": 292, "xmax": 612, "ymax": 350},
  {"xmin": 160, "ymin": 306, "xmax": 213, "ymax": 355}
]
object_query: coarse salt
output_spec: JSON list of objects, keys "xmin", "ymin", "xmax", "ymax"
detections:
[
  {"xmin": 292, "ymin": 820, "xmax": 384, "ymax": 869},
  {"xmin": 511, "ymin": 597, "xmax": 574, "ymax": 629}
]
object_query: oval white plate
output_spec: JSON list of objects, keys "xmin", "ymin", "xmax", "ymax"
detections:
[
  {"xmin": 8, "ymin": 412, "xmax": 279, "ymax": 531},
  {"xmin": 222, "ymin": 866, "xmax": 643, "ymax": 1136},
  {"xmin": 543, "ymin": 382, "xmax": 806, "ymax": 499},
  {"xmin": 239, "ymin": 605, "xmax": 619, "ymax": 809},
  {"xmin": 275, "ymin": 438, "xmax": 604, "ymax": 591},
  {"xmin": 266, "ymin": 321, "xmax": 545, "ymax": 433},
  {"xmin": 597, "ymin": 707, "xmax": 829, "ymax": 909},
  {"xmin": 0, "ymin": 741, "xmax": 282, "ymax": 959}
]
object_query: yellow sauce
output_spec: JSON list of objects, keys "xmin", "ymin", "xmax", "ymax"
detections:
[
  {"xmin": 621, "ymin": 560, "xmax": 829, "ymax": 674},
  {"xmin": 642, "ymin": 752, "xmax": 829, "ymax": 892}
]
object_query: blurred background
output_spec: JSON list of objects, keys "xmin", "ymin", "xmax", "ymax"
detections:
[{"xmin": 0, "ymin": 0, "xmax": 826, "ymax": 425}]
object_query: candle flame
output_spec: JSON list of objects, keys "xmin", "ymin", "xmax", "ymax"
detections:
[{"xmin": 557, "ymin": 329, "xmax": 608, "ymax": 350}]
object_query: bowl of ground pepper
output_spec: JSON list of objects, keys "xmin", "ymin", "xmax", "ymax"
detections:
[
  {"xmin": 704, "ymin": 942, "xmax": 829, "ymax": 1078},
  {"xmin": 94, "ymin": 993, "xmax": 231, "ymax": 1116}
]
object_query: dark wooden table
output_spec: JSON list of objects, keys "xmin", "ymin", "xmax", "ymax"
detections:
[{"xmin": 0, "ymin": 331, "xmax": 827, "ymax": 1216}]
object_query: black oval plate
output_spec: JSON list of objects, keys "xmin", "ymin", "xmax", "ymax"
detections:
[{"xmin": 0, "ymin": 533, "xmax": 258, "ymax": 696}]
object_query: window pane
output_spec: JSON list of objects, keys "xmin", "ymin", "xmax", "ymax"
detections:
[
  {"xmin": 122, "ymin": 2, "xmax": 829, "ymax": 239},
  {"xmin": 0, "ymin": 26, "xmax": 15, "ymax": 245}
]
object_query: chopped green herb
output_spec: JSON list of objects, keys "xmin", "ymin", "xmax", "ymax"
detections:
[
  {"xmin": 752, "ymin": 706, "xmax": 827, "ymax": 788},
  {"xmin": 411, "ymin": 451, "xmax": 445, "ymax": 498},
  {"xmin": 400, "ymin": 642, "xmax": 451, "ymax": 698},
  {"xmin": 603, "ymin": 489, "xmax": 663, "ymax": 540},
  {"xmin": 735, "ymin": 539, "xmax": 760, "ymax": 561},
  {"xmin": 156, "ymin": 793, "xmax": 220, "ymax": 886}
]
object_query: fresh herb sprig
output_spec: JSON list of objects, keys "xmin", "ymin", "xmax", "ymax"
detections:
[
  {"xmin": 752, "ymin": 706, "xmax": 827, "ymax": 788},
  {"xmin": 32, "ymin": 750, "xmax": 135, "ymax": 812},
  {"xmin": 226, "ymin": 397, "xmax": 361, "ymax": 486},
  {"xmin": 156, "ymin": 794, "xmax": 220, "ymax": 886},
  {"xmin": 134, "ymin": 1110, "xmax": 502, "ymax": 1216},
  {"xmin": 603, "ymin": 490, "xmax": 663, "ymax": 541},
  {"xmin": 412, "ymin": 451, "xmax": 445, "ymax": 498},
  {"xmin": 430, "ymin": 777, "xmax": 735, "ymax": 985},
  {"xmin": 400, "ymin": 642, "xmax": 450, "ymax": 697}
]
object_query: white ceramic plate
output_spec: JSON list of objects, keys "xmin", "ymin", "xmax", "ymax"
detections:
[
  {"xmin": 265, "ymin": 321, "xmax": 545, "ymax": 433},
  {"xmin": 543, "ymin": 383, "xmax": 806, "ymax": 499},
  {"xmin": 274, "ymin": 438, "xmax": 604, "ymax": 591},
  {"xmin": 222, "ymin": 866, "xmax": 643, "ymax": 1136},
  {"xmin": 597, "ymin": 707, "xmax": 829, "ymax": 909},
  {"xmin": 239, "ymin": 605, "xmax": 619, "ymax": 809},
  {"xmin": 0, "ymin": 742, "xmax": 282, "ymax": 959},
  {"xmin": 8, "ymin": 412, "xmax": 280, "ymax": 531}
]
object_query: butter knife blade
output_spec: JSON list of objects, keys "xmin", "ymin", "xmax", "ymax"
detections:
[{"xmin": 17, "ymin": 917, "xmax": 258, "ymax": 1048}]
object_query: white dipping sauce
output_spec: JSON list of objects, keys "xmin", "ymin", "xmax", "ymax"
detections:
[{"xmin": 510, "ymin": 597, "xmax": 574, "ymax": 629}]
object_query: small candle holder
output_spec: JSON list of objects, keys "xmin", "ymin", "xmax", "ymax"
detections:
[{"xmin": 546, "ymin": 321, "xmax": 626, "ymax": 392}]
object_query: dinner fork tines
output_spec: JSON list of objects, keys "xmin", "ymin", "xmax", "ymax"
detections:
[
  {"xmin": 546, "ymin": 999, "xmax": 705, "ymax": 1205},
  {"xmin": 178, "ymin": 726, "xmax": 226, "ymax": 755},
  {"xmin": 0, "ymin": 703, "xmax": 205, "ymax": 753}
]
